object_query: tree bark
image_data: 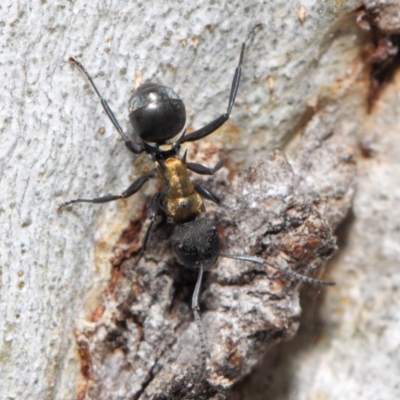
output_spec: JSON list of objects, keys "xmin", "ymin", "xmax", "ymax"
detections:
[{"xmin": 1, "ymin": 1, "xmax": 399, "ymax": 399}]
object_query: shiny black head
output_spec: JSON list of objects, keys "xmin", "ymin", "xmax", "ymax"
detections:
[
  {"xmin": 129, "ymin": 83, "xmax": 186, "ymax": 144},
  {"xmin": 171, "ymin": 218, "xmax": 220, "ymax": 271}
]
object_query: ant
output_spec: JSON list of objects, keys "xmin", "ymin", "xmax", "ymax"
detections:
[{"xmin": 60, "ymin": 24, "xmax": 335, "ymax": 381}]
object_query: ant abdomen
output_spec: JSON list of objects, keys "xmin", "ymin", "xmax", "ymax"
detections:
[{"xmin": 129, "ymin": 83, "xmax": 186, "ymax": 144}]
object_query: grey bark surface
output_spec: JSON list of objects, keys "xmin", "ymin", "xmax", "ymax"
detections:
[{"xmin": 1, "ymin": 1, "xmax": 399, "ymax": 400}]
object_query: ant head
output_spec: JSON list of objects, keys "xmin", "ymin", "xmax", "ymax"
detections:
[
  {"xmin": 129, "ymin": 83, "xmax": 186, "ymax": 144},
  {"xmin": 171, "ymin": 218, "xmax": 220, "ymax": 271}
]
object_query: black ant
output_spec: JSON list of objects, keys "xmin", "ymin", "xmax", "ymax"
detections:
[{"xmin": 60, "ymin": 24, "xmax": 335, "ymax": 381}]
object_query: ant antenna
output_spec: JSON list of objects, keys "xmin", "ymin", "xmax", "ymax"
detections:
[
  {"xmin": 192, "ymin": 261, "xmax": 207, "ymax": 382},
  {"xmin": 227, "ymin": 22, "xmax": 264, "ymax": 115},
  {"xmin": 220, "ymin": 254, "xmax": 336, "ymax": 286}
]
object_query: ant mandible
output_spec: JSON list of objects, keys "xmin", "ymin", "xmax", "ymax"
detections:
[{"xmin": 60, "ymin": 24, "xmax": 335, "ymax": 380}]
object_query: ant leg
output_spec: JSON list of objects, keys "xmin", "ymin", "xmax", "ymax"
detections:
[
  {"xmin": 220, "ymin": 254, "xmax": 336, "ymax": 286},
  {"xmin": 181, "ymin": 23, "xmax": 263, "ymax": 144},
  {"xmin": 68, "ymin": 56, "xmax": 144, "ymax": 154},
  {"xmin": 186, "ymin": 160, "xmax": 224, "ymax": 175},
  {"xmin": 136, "ymin": 193, "xmax": 160, "ymax": 261},
  {"xmin": 182, "ymin": 150, "xmax": 224, "ymax": 176},
  {"xmin": 194, "ymin": 183, "xmax": 220, "ymax": 204},
  {"xmin": 59, "ymin": 170, "xmax": 155, "ymax": 209},
  {"xmin": 192, "ymin": 262, "xmax": 207, "ymax": 381},
  {"xmin": 142, "ymin": 193, "xmax": 160, "ymax": 253}
]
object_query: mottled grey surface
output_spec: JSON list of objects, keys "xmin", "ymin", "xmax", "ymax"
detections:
[{"xmin": 3, "ymin": 0, "xmax": 400, "ymax": 399}]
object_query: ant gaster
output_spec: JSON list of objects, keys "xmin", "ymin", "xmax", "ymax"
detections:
[{"xmin": 61, "ymin": 24, "xmax": 335, "ymax": 380}]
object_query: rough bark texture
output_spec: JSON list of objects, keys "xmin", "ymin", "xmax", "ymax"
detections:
[
  {"xmin": 1, "ymin": 1, "xmax": 400, "ymax": 399},
  {"xmin": 71, "ymin": 103, "xmax": 356, "ymax": 399}
]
